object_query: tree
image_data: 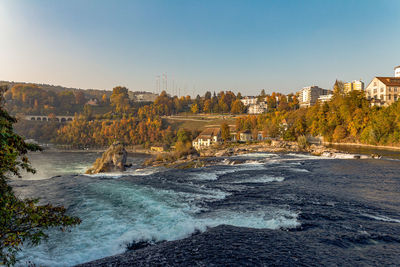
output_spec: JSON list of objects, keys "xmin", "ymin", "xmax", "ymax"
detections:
[
  {"xmin": 74, "ymin": 91, "xmax": 86, "ymax": 105},
  {"xmin": 110, "ymin": 86, "xmax": 130, "ymax": 114},
  {"xmin": 191, "ymin": 103, "xmax": 199, "ymax": 114},
  {"xmin": 333, "ymin": 125, "xmax": 347, "ymax": 141},
  {"xmin": 231, "ymin": 99, "xmax": 245, "ymax": 114},
  {"xmin": 0, "ymin": 86, "xmax": 80, "ymax": 266},
  {"xmin": 221, "ymin": 123, "xmax": 230, "ymax": 142},
  {"xmin": 177, "ymin": 128, "xmax": 191, "ymax": 144},
  {"xmin": 203, "ymin": 99, "xmax": 212, "ymax": 113},
  {"xmin": 101, "ymin": 94, "xmax": 108, "ymax": 104}
]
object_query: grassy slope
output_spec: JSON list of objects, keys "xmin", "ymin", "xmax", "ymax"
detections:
[{"xmin": 163, "ymin": 114, "xmax": 237, "ymax": 131}]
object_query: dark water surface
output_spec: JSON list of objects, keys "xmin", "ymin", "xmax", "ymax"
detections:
[{"xmin": 10, "ymin": 152, "xmax": 400, "ymax": 266}]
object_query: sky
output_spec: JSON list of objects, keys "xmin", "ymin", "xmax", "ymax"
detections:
[{"xmin": 0, "ymin": 0, "xmax": 399, "ymax": 96}]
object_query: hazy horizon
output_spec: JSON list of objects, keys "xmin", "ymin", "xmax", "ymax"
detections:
[{"xmin": 1, "ymin": 0, "xmax": 399, "ymax": 96}]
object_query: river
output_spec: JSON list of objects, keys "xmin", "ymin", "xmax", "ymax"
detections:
[{"xmin": 9, "ymin": 150, "xmax": 400, "ymax": 266}]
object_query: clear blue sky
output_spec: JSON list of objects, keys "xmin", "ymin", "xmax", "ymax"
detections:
[{"xmin": 1, "ymin": 0, "xmax": 399, "ymax": 96}]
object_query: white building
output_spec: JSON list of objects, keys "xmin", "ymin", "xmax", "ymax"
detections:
[
  {"xmin": 395, "ymin": 65, "xmax": 400, "ymax": 78},
  {"xmin": 240, "ymin": 96, "xmax": 257, "ymax": 106},
  {"xmin": 248, "ymin": 102, "xmax": 267, "ymax": 114},
  {"xmin": 192, "ymin": 128, "xmax": 221, "ymax": 150},
  {"xmin": 298, "ymin": 86, "xmax": 332, "ymax": 107},
  {"xmin": 317, "ymin": 94, "xmax": 333, "ymax": 103}
]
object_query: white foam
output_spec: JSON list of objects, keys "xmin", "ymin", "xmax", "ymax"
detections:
[
  {"xmin": 127, "ymin": 167, "xmax": 161, "ymax": 176},
  {"xmin": 362, "ymin": 213, "xmax": 400, "ymax": 223},
  {"xmin": 240, "ymin": 152, "xmax": 276, "ymax": 158},
  {"xmin": 321, "ymin": 152, "xmax": 365, "ymax": 159},
  {"xmin": 17, "ymin": 180, "xmax": 299, "ymax": 267},
  {"xmin": 231, "ymin": 176, "xmax": 285, "ymax": 184},
  {"xmin": 287, "ymin": 153, "xmax": 322, "ymax": 160},
  {"xmin": 82, "ymin": 167, "xmax": 161, "ymax": 179},
  {"xmin": 82, "ymin": 172, "xmax": 125, "ymax": 179},
  {"xmin": 288, "ymin": 167, "xmax": 310, "ymax": 173}
]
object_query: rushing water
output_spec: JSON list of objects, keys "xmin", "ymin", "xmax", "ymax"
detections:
[{"xmin": 10, "ymin": 151, "xmax": 400, "ymax": 266}]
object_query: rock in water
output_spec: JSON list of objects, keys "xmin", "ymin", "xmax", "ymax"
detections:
[{"xmin": 86, "ymin": 141, "xmax": 128, "ymax": 174}]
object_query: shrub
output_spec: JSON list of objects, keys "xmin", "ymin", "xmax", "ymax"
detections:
[{"xmin": 297, "ymin": 135, "xmax": 309, "ymax": 149}]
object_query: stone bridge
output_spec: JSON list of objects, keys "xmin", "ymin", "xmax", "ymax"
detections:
[{"xmin": 24, "ymin": 115, "xmax": 74, "ymax": 122}]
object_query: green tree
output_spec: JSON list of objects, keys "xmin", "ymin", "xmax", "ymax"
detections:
[{"xmin": 0, "ymin": 86, "xmax": 80, "ymax": 266}]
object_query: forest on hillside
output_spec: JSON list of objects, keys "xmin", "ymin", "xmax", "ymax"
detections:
[{"xmin": 4, "ymin": 82, "xmax": 400, "ymax": 148}]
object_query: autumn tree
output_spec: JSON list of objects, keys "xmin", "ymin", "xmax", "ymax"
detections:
[
  {"xmin": 231, "ymin": 99, "xmax": 245, "ymax": 114},
  {"xmin": 221, "ymin": 122, "xmax": 231, "ymax": 142},
  {"xmin": 110, "ymin": 86, "xmax": 131, "ymax": 114},
  {"xmin": 191, "ymin": 103, "xmax": 199, "ymax": 114}
]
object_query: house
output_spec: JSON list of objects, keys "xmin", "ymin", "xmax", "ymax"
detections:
[
  {"xmin": 86, "ymin": 98, "xmax": 99, "ymax": 106},
  {"xmin": 240, "ymin": 96, "xmax": 258, "ymax": 106},
  {"xmin": 248, "ymin": 102, "xmax": 267, "ymax": 114},
  {"xmin": 298, "ymin": 86, "xmax": 332, "ymax": 107},
  {"xmin": 239, "ymin": 130, "xmax": 253, "ymax": 142},
  {"xmin": 365, "ymin": 77, "xmax": 400, "ymax": 106},
  {"xmin": 192, "ymin": 127, "xmax": 221, "ymax": 150}
]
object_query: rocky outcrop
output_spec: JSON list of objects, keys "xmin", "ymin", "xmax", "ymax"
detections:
[{"xmin": 86, "ymin": 141, "xmax": 128, "ymax": 174}]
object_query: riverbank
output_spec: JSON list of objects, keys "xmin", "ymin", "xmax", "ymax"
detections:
[{"xmin": 324, "ymin": 141, "xmax": 400, "ymax": 151}]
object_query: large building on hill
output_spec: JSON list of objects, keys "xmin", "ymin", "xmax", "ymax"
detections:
[
  {"xmin": 192, "ymin": 128, "xmax": 221, "ymax": 150},
  {"xmin": 298, "ymin": 86, "xmax": 332, "ymax": 107},
  {"xmin": 365, "ymin": 77, "xmax": 400, "ymax": 106},
  {"xmin": 344, "ymin": 80, "xmax": 364, "ymax": 94}
]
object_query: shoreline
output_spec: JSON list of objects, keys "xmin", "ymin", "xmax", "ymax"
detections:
[
  {"xmin": 324, "ymin": 142, "xmax": 400, "ymax": 151},
  {"xmin": 38, "ymin": 141, "xmax": 400, "ymax": 154},
  {"xmin": 41, "ymin": 147, "xmax": 159, "ymax": 155}
]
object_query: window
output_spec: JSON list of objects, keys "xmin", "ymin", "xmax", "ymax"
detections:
[
  {"xmin": 380, "ymin": 95, "xmax": 383, "ymax": 100},
  {"xmin": 395, "ymin": 95, "xmax": 398, "ymax": 101},
  {"xmin": 395, "ymin": 87, "xmax": 398, "ymax": 92},
  {"xmin": 380, "ymin": 87, "xmax": 384, "ymax": 92},
  {"xmin": 374, "ymin": 82, "xmax": 377, "ymax": 86},
  {"xmin": 389, "ymin": 87, "xmax": 392, "ymax": 92},
  {"xmin": 374, "ymin": 89, "xmax": 377, "ymax": 94},
  {"xmin": 389, "ymin": 94, "xmax": 392, "ymax": 100}
]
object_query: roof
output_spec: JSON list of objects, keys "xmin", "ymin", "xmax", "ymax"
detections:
[
  {"xmin": 376, "ymin": 77, "xmax": 400, "ymax": 86},
  {"xmin": 394, "ymin": 65, "xmax": 400, "ymax": 69},
  {"xmin": 240, "ymin": 129, "xmax": 252, "ymax": 134},
  {"xmin": 194, "ymin": 128, "xmax": 221, "ymax": 141},
  {"xmin": 200, "ymin": 127, "xmax": 220, "ymax": 136}
]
